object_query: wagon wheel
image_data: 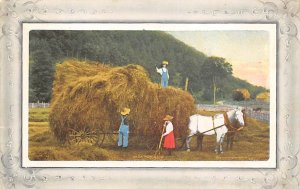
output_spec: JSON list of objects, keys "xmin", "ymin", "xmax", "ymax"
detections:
[
  {"xmin": 68, "ymin": 129, "xmax": 83, "ymax": 145},
  {"xmin": 94, "ymin": 131, "xmax": 106, "ymax": 147},
  {"xmin": 68, "ymin": 128, "xmax": 99, "ymax": 145},
  {"xmin": 106, "ymin": 131, "xmax": 117, "ymax": 143}
]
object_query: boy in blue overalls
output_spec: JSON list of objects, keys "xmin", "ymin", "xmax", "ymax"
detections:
[
  {"xmin": 118, "ymin": 108, "xmax": 130, "ymax": 148},
  {"xmin": 156, "ymin": 60, "xmax": 169, "ymax": 88}
]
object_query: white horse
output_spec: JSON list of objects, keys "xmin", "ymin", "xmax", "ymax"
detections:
[{"xmin": 186, "ymin": 108, "xmax": 245, "ymax": 154}]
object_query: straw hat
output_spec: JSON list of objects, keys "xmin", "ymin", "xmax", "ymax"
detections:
[
  {"xmin": 162, "ymin": 60, "xmax": 169, "ymax": 65},
  {"xmin": 121, "ymin": 108, "xmax": 130, "ymax": 115},
  {"xmin": 163, "ymin": 115, "xmax": 173, "ymax": 121}
]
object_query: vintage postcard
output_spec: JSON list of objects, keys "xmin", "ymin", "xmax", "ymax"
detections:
[{"xmin": 22, "ymin": 23, "xmax": 276, "ymax": 168}]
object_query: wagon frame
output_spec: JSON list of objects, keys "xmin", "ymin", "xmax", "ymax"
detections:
[{"xmin": 67, "ymin": 128, "xmax": 167, "ymax": 150}]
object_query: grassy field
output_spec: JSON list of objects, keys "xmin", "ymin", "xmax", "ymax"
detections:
[{"xmin": 28, "ymin": 108, "xmax": 269, "ymax": 161}]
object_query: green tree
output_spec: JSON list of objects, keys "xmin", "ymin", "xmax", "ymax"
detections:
[
  {"xmin": 172, "ymin": 72, "xmax": 183, "ymax": 88},
  {"xmin": 200, "ymin": 56, "xmax": 233, "ymax": 104},
  {"xmin": 29, "ymin": 30, "xmax": 266, "ymax": 103},
  {"xmin": 30, "ymin": 48, "xmax": 54, "ymax": 102}
]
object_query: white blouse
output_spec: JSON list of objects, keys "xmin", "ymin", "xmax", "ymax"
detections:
[
  {"xmin": 156, "ymin": 67, "xmax": 167, "ymax": 75},
  {"xmin": 156, "ymin": 67, "xmax": 169, "ymax": 79},
  {"xmin": 163, "ymin": 121, "xmax": 174, "ymax": 136}
]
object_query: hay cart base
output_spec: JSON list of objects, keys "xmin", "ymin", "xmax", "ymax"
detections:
[{"xmin": 68, "ymin": 130, "xmax": 161, "ymax": 150}]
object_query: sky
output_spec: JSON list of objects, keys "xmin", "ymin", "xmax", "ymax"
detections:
[{"xmin": 168, "ymin": 31, "xmax": 270, "ymax": 89}]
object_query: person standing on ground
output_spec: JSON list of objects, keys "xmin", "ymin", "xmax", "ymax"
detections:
[
  {"xmin": 118, "ymin": 108, "xmax": 130, "ymax": 149},
  {"xmin": 162, "ymin": 115, "xmax": 176, "ymax": 155},
  {"xmin": 156, "ymin": 60, "xmax": 169, "ymax": 88}
]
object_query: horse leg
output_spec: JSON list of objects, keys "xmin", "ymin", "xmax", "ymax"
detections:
[
  {"xmin": 186, "ymin": 133, "xmax": 194, "ymax": 152},
  {"xmin": 215, "ymin": 132, "xmax": 226, "ymax": 154},
  {"xmin": 219, "ymin": 134, "xmax": 225, "ymax": 154},
  {"xmin": 226, "ymin": 133, "xmax": 233, "ymax": 150},
  {"xmin": 215, "ymin": 144, "xmax": 219, "ymax": 154},
  {"xmin": 197, "ymin": 135, "xmax": 203, "ymax": 151},
  {"xmin": 230, "ymin": 133, "xmax": 235, "ymax": 150},
  {"xmin": 199, "ymin": 135, "xmax": 203, "ymax": 151},
  {"xmin": 226, "ymin": 133, "xmax": 230, "ymax": 150},
  {"xmin": 178, "ymin": 137, "xmax": 186, "ymax": 150},
  {"xmin": 215, "ymin": 134, "xmax": 221, "ymax": 154}
]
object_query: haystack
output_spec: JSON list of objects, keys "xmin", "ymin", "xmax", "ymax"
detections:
[
  {"xmin": 256, "ymin": 92, "xmax": 270, "ymax": 101},
  {"xmin": 232, "ymin": 88, "xmax": 251, "ymax": 101},
  {"xmin": 49, "ymin": 60, "xmax": 196, "ymax": 143}
]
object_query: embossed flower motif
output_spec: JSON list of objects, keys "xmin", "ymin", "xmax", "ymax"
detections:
[
  {"xmin": 0, "ymin": 0, "xmax": 39, "ymax": 21},
  {"xmin": 1, "ymin": 153, "xmax": 19, "ymax": 169},
  {"xmin": 277, "ymin": 170, "xmax": 299, "ymax": 189},
  {"xmin": 280, "ymin": 155, "xmax": 298, "ymax": 170},
  {"xmin": 262, "ymin": 155, "xmax": 300, "ymax": 189},
  {"xmin": 262, "ymin": 0, "xmax": 300, "ymax": 18},
  {"xmin": 21, "ymin": 169, "xmax": 37, "ymax": 188},
  {"xmin": 280, "ymin": 21, "xmax": 298, "ymax": 37},
  {"xmin": 5, "ymin": 174, "xmax": 18, "ymax": 189},
  {"xmin": 262, "ymin": 0, "xmax": 300, "ymax": 38},
  {"xmin": 262, "ymin": 2, "xmax": 279, "ymax": 20},
  {"xmin": 262, "ymin": 171, "xmax": 278, "ymax": 188},
  {"xmin": 1, "ymin": 22, "xmax": 19, "ymax": 37},
  {"xmin": 0, "ymin": 1, "xmax": 17, "ymax": 18},
  {"xmin": 284, "ymin": 0, "xmax": 300, "ymax": 18}
]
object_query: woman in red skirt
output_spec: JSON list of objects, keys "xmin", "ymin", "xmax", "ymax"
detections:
[{"xmin": 162, "ymin": 115, "xmax": 175, "ymax": 155}]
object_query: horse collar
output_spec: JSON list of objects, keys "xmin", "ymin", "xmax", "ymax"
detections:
[
  {"xmin": 223, "ymin": 112, "xmax": 234, "ymax": 131},
  {"xmin": 223, "ymin": 112, "xmax": 240, "ymax": 131},
  {"xmin": 212, "ymin": 116, "xmax": 217, "ymax": 134}
]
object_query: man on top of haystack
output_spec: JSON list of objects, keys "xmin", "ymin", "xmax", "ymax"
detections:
[{"xmin": 156, "ymin": 60, "xmax": 169, "ymax": 88}]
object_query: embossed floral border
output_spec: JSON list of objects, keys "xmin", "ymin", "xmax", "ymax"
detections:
[{"xmin": 0, "ymin": 0, "xmax": 299, "ymax": 188}]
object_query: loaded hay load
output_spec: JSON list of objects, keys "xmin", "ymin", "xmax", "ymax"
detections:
[{"xmin": 49, "ymin": 60, "xmax": 196, "ymax": 144}]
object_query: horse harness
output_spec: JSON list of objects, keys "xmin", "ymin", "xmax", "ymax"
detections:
[
  {"xmin": 195, "ymin": 115, "xmax": 225, "ymax": 135},
  {"xmin": 212, "ymin": 116, "xmax": 217, "ymax": 134},
  {"xmin": 196, "ymin": 112, "xmax": 241, "ymax": 135},
  {"xmin": 223, "ymin": 112, "xmax": 243, "ymax": 132}
]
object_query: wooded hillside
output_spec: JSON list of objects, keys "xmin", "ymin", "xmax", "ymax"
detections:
[{"xmin": 29, "ymin": 30, "xmax": 267, "ymax": 103}]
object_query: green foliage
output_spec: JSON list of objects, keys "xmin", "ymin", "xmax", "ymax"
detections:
[
  {"xmin": 202, "ymin": 56, "xmax": 232, "ymax": 77},
  {"xmin": 29, "ymin": 30, "xmax": 267, "ymax": 103},
  {"xmin": 29, "ymin": 42, "xmax": 55, "ymax": 102},
  {"xmin": 199, "ymin": 56, "xmax": 233, "ymax": 103},
  {"xmin": 172, "ymin": 72, "xmax": 183, "ymax": 88}
]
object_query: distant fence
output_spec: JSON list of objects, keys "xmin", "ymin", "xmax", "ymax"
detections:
[
  {"xmin": 197, "ymin": 104, "xmax": 269, "ymax": 123},
  {"xmin": 197, "ymin": 104, "xmax": 237, "ymax": 112},
  {"xmin": 28, "ymin": 102, "xmax": 269, "ymax": 122},
  {"xmin": 245, "ymin": 110, "xmax": 269, "ymax": 123},
  {"xmin": 29, "ymin": 102, "xmax": 50, "ymax": 108}
]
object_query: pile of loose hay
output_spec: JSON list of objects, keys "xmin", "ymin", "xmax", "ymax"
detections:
[{"xmin": 49, "ymin": 60, "xmax": 196, "ymax": 144}]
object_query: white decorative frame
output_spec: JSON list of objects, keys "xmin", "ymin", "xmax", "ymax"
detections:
[
  {"xmin": 22, "ymin": 23, "xmax": 277, "ymax": 168},
  {"xmin": 0, "ymin": 0, "xmax": 299, "ymax": 188}
]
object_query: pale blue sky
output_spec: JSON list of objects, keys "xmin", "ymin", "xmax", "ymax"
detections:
[{"xmin": 168, "ymin": 31, "xmax": 270, "ymax": 88}]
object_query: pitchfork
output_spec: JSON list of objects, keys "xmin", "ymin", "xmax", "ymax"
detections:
[{"xmin": 155, "ymin": 122, "xmax": 166, "ymax": 156}]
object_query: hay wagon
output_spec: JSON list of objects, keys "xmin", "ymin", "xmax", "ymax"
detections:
[
  {"xmin": 49, "ymin": 60, "xmax": 196, "ymax": 150},
  {"xmin": 67, "ymin": 126, "xmax": 187, "ymax": 150}
]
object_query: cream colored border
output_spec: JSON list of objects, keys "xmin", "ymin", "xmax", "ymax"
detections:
[
  {"xmin": 22, "ymin": 23, "xmax": 277, "ymax": 168},
  {"xmin": 1, "ymin": 0, "xmax": 299, "ymax": 188}
]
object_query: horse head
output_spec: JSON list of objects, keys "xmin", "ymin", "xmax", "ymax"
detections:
[{"xmin": 234, "ymin": 108, "xmax": 246, "ymax": 130}]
